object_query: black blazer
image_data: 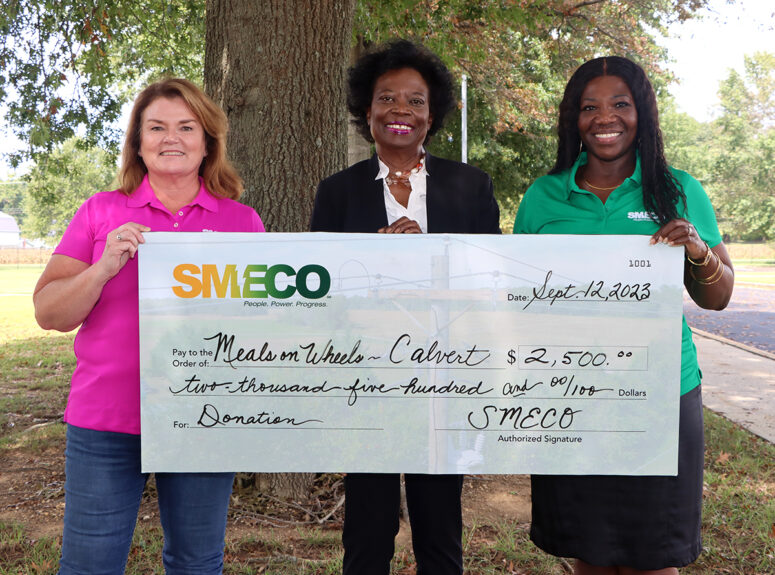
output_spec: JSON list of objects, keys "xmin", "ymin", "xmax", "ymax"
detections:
[{"xmin": 310, "ymin": 153, "xmax": 501, "ymax": 234}]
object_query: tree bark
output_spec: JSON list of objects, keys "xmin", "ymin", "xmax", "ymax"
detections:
[
  {"xmin": 204, "ymin": 0, "xmax": 354, "ymax": 232},
  {"xmin": 203, "ymin": 0, "xmax": 354, "ymax": 500}
]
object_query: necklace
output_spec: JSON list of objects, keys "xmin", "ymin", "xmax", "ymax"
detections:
[
  {"xmin": 583, "ymin": 178, "xmax": 621, "ymax": 192},
  {"xmin": 384, "ymin": 154, "xmax": 425, "ymax": 187}
]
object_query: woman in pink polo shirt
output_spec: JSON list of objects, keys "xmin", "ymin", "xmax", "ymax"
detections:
[{"xmin": 33, "ymin": 78, "xmax": 264, "ymax": 575}]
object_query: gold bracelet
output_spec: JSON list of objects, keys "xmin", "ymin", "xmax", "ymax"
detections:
[
  {"xmin": 690, "ymin": 253, "xmax": 720, "ymax": 284},
  {"xmin": 687, "ymin": 242, "xmax": 712, "ymax": 266},
  {"xmin": 690, "ymin": 252, "xmax": 722, "ymax": 284},
  {"xmin": 690, "ymin": 252, "xmax": 725, "ymax": 285},
  {"xmin": 696, "ymin": 269, "xmax": 724, "ymax": 285}
]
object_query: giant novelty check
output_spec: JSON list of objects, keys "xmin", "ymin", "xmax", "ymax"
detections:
[{"xmin": 139, "ymin": 233, "xmax": 684, "ymax": 475}]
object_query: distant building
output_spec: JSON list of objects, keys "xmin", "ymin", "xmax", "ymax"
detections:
[{"xmin": 0, "ymin": 210, "xmax": 21, "ymax": 246}]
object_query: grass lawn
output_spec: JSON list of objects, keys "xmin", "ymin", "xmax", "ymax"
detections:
[
  {"xmin": 0, "ymin": 293, "xmax": 47, "ymax": 342},
  {"xmin": 2, "ymin": 334, "xmax": 772, "ymax": 573},
  {"xmin": 734, "ymin": 268, "xmax": 775, "ymax": 285},
  {"xmin": 0, "ymin": 265, "xmax": 64, "ymax": 343},
  {"xmin": 720, "ymin": 242, "xmax": 774, "ymax": 285}
]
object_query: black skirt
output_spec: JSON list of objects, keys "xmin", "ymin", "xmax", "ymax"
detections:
[{"xmin": 530, "ymin": 385, "xmax": 704, "ymax": 570}]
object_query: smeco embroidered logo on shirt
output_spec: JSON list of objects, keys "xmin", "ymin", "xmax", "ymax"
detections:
[{"xmin": 627, "ymin": 211, "xmax": 656, "ymax": 222}]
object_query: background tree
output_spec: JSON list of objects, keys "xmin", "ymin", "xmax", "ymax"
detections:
[
  {"xmin": 2, "ymin": 0, "xmax": 713, "ymax": 222},
  {"xmin": 22, "ymin": 137, "xmax": 116, "ymax": 243},
  {"xmin": 203, "ymin": 0, "xmax": 355, "ymax": 498},
  {"xmin": 204, "ymin": 0, "xmax": 354, "ymax": 232},
  {"xmin": 0, "ymin": 0, "xmax": 204, "ymax": 161},
  {"xmin": 352, "ymin": 0, "xmax": 711, "ymax": 223},
  {"xmin": 708, "ymin": 52, "xmax": 775, "ymax": 241},
  {"xmin": 659, "ymin": 96, "xmax": 717, "ymax": 191},
  {"xmin": 0, "ymin": 177, "xmax": 27, "ymax": 227},
  {"xmin": 651, "ymin": 52, "xmax": 775, "ymax": 242}
]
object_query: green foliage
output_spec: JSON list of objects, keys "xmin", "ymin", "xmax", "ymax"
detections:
[
  {"xmin": 428, "ymin": 86, "xmax": 557, "ymax": 228},
  {"xmin": 1, "ymin": 0, "xmax": 721, "ymax": 236},
  {"xmin": 22, "ymin": 138, "xmax": 117, "ymax": 243},
  {"xmin": 709, "ymin": 52, "xmax": 775, "ymax": 241},
  {"xmin": 355, "ymin": 0, "xmax": 711, "ymax": 209},
  {"xmin": 2, "ymin": 0, "xmax": 712, "ymax": 196},
  {"xmin": 0, "ymin": 177, "xmax": 27, "ymax": 228},
  {"xmin": 0, "ymin": 0, "xmax": 206, "ymax": 164},
  {"xmin": 659, "ymin": 51, "xmax": 775, "ymax": 242},
  {"xmin": 660, "ymin": 97, "xmax": 714, "ymax": 181}
]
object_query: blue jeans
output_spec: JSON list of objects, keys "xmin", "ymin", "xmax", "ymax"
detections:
[{"xmin": 59, "ymin": 424, "xmax": 234, "ymax": 575}]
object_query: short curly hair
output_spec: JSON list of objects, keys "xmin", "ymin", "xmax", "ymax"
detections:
[{"xmin": 348, "ymin": 39, "xmax": 456, "ymax": 144}]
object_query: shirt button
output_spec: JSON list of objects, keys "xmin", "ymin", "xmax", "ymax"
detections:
[
  {"xmin": 173, "ymin": 222, "xmax": 179, "ymax": 228},
  {"xmin": 178, "ymin": 210, "xmax": 184, "ymax": 216}
]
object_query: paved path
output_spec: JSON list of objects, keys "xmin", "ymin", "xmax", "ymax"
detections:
[
  {"xmin": 694, "ymin": 331, "xmax": 775, "ymax": 444},
  {"xmin": 684, "ymin": 285, "xmax": 774, "ymax": 354},
  {"xmin": 685, "ymin": 284, "xmax": 775, "ymax": 443}
]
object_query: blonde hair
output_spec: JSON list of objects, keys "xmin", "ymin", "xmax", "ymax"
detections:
[{"xmin": 119, "ymin": 78, "xmax": 243, "ymax": 199}]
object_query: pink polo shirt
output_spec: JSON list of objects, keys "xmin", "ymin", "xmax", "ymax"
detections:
[{"xmin": 55, "ymin": 176, "xmax": 264, "ymax": 434}]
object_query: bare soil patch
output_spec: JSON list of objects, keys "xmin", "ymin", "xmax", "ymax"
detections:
[{"xmin": 0, "ymin": 431, "xmax": 531, "ymax": 552}]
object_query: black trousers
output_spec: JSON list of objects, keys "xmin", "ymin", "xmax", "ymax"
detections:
[{"xmin": 342, "ymin": 473, "xmax": 464, "ymax": 575}]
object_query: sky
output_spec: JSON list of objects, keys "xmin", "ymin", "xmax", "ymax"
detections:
[
  {"xmin": 659, "ymin": 0, "xmax": 775, "ymax": 122},
  {"xmin": 1, "ymin": 0, "xmax": 774, "ymax": 179}
]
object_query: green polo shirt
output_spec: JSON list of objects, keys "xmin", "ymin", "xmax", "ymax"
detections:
[{"xmin": 514, "ymin": 152, "xmax": 722, "ymax": 395}]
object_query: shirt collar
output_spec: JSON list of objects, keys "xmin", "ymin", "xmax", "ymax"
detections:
[
  {"xmin": 566, "ymin": 151, "xmax": 642, "ymax": 199},
  {"xmin": 127, "ymin": 174, "xmax": 219, "ymax": 213}
]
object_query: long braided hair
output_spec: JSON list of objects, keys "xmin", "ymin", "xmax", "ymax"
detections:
[{"xmin": 551, "ymin": 56, "xmax": 685, "ymax": 225}]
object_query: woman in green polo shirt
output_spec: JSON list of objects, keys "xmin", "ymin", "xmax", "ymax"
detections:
[{"xmin": 514, "ymin": 56, "xmax": 734, "ymax": 575}]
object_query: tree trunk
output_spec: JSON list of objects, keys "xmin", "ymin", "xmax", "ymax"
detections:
[
  {"xmin": 204, "ymin": 0, "xmax": 354, "ymax": 232},
  {"xmin": 203, "ymin": 0, "xmax": 354, "ymax": 500}
]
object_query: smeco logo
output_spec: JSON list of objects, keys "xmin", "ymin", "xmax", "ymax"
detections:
[
  {"xmin": 627, "ymin": 211, "xmax": 656, "ymax": 222},
  {"xmin": 172, "ymin": 264, "xmax": 331, "ymax": 299}
]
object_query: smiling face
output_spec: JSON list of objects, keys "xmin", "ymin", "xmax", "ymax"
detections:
[
  {"xmin": 578, "ymin": 75, "xmax": 638, "ymax": 164},
  {"xmin": 138, "ymin": 96, "xmax": 207, "ymax": 180},
  {"xmin": 366, "ymin": 67, "xmax": 433, "ymax": 155}
]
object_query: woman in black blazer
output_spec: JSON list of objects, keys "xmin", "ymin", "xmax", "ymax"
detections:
[{"xmin": 311, "ymin": 40, "xmax": 500, "ymax": 575}]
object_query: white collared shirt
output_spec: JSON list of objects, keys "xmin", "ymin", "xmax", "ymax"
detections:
[{"xmin": 376, "ymin": 156, "xmax": 429, "ymax": 233}]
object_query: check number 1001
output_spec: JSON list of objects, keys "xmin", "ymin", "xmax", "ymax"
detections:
[{"xmin": 510, "ymin": 346, "xmax": 647, "ymax": 370}]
